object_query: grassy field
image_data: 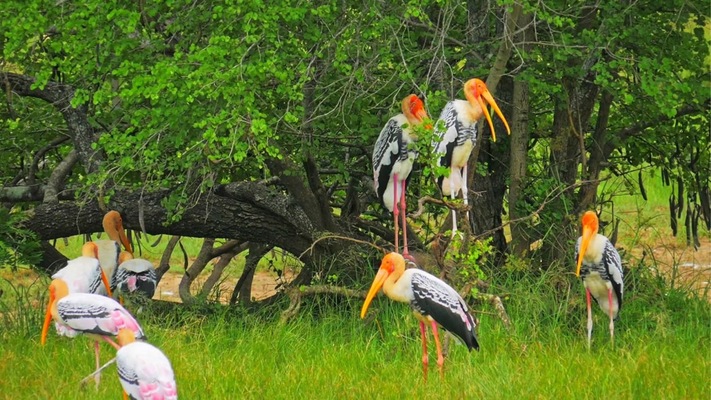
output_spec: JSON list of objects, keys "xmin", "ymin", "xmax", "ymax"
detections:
[{"xmin": 1, "ymin": 264, "xmax": 709, "ymax": 399}]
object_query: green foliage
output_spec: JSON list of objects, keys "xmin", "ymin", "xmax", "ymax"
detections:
[{"xmin": 0, "ymin": 209, "xmax": 41, "ymax": 270}]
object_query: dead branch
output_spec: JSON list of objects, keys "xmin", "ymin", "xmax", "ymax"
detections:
[
  {"xmin": 280, "ymin": 285, "xmax": 366, "ymax": 324},
  {"xmin": 156, "ymin": 236, "xmax": 181, "ymax": 282}
]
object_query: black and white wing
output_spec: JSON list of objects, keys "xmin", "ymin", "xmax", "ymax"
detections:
[
  {"xmin": 56, "ymin": 293, "xmax": 146, "ymax": 339},
  {"xmin": 409, "ymin": 270, "xmax": 479, "ymax": 351},
  {"xmin": 432, "ymin": 101, "xmax": 478, "ymax": 187},
  {"xmin": 115, "ymin": 259, "xmax": 158, "ymax": 299},
  {"xmin": 602, "ymin": 239, "xmax": 624, "ymax": 308},
  {"xmin": 372, "ymin": 116, "xmax": 404, "ymax": 204}
]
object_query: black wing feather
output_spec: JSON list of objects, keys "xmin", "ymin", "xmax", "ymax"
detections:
[{"xmin": 410, "ymin": 271, "xmax": 479, "ymax": 351}]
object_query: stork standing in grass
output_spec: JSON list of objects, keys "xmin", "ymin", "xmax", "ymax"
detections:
[
  {"xmin": 52, "ymin": 242, "xmax": 113, "ymax": 297},
  {"xmin": 116, "ymin": 328, "xmax": 177, "ymax": 400},
  {"xmin": 41, "ymin": 279, "xmax": 146, "ymax": 387},
  {"xmin": 432, "ymin": 79, "xmax": 510, "ymax": 235},
  {"xmin": 575, "ymin": 211, "xmax": 624, "ymax": 347},
  {"xmin": 361, "ymin": 252, "xmax": 478, "ymax": 378},
  {"xmin": 372, "ymin": 95, "xmax": 430, "ymax": 258}
]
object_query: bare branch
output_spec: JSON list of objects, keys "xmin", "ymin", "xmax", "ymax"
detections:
[{"xmin": 43, "ymin": 149, "xmax": 78, "ymax": 203}]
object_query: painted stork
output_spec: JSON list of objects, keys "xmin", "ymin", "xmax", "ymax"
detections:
[
  {"xmin": 575, "ymin": 211, "xmax": 624, "ymax": 347},
  {"xmin": 115, "ymin": 251, "xmax": 158, "ymax": 300},
  {"xmin": 52, "ymin": 242, "xmax": 113, "ymax": 297},
  {"xmin": 360, "ymin": 252, "xmax": 479, "ymax": 377},
  {"xmin": 432, "ymin": 79, "xmax": 510, "ymax": 235},
  {"xmin": 41, "ymin": 278, "xmax": 146, "ymax": 387},
  {"xmin": 94, "ymin": 211, "xmax": 133, "ymax": 285},
  {"xmin": 372, "ymin": 94, "xmax": 430, "ymax": 258},
  {"xmin": 116, "ymin": 328, "xmax": 178, "ymax": 400}
]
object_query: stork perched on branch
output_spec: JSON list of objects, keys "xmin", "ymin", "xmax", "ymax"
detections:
[
  {"xmin": 361, "ymin": 252, "xmax": 479, "ymax": 379},
  {"xmin": 575, "ymin": 211, "xmax": 624, "ymax": 347},
  {"xmin": 372, "ymin": 95, "xmax": 430, "ymax": 259},
  {"xmin": 432, "ymin": 79, "xmax": 510, "ymax": 235}
]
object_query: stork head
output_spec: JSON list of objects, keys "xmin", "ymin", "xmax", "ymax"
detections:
[
  {"xmin": 360, "ymin": 252, "xmax": 405, "ymax": 319},
  {"xmin": 463, "ymin": 79, "xmax": 511, "ymax": 142},
  {"xmin": 81, "ymin": 242, "xmax": 99, "ymax": 259},
  {"xmin": 41, "ymin": 279, "xmax": 69, "ymax": 345},
  {"xmin": 401, "ymin": 94, "xmax": 431, "ymax": 131},
  {"xmin": 575, "ymin": 211, "xmax": 599, "ymax": 277},
  {"xmin": 117, "ymin": 328, "xmax": 137, "ymax": 346},
  {"xmin": 102, "ymin": 211, "xmax": 133, "ymax": 254}
]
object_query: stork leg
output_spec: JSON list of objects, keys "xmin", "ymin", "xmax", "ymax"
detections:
[
  {"xmin": 461, "ymin": 164, "xmax": 470, "ymax": 227},
  {"xmin": 586, "ymin": 287, "xmax": 593, "ymax": 349},
  {"xmin": 430, "ymin": 320, "xmax": 445, "ymax": 377},
  {"xmin": 100, "ymin": 335, "xmax": 121, "ymax": 351},
  {"xmin": 400, "ymin": 180, "xmax": 412, "ymax": 260},
  {"xmin": 93, "ymin": 340, "xmax": 101, "ymax": 389},
  {"xmin": 392, "ymin": 173, "xmax": 400, "ymax": 253},
  {"xmin": 419, "ymin": 321, "xmax": 429, "ymax": 381},
  {"xmin": 449, "ymin": 170, "xmax": 457, "ymax": 237},
  {"xmin": 608, "ymin": 288, "xmax": 615, "ymax": 345}
]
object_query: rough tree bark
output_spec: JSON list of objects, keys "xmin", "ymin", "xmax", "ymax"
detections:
[{"xmin": 508, "ymin": 10, "xmax": 534, "ymax": 257}]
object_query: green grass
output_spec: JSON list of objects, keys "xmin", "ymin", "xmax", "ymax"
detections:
[{"xmin": 1, "ymin": 269, "xmax": 709, "ymax": 399}]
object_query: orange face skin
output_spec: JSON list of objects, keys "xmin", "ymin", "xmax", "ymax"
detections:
[
  {"xmin": 103, "ymin": 211, "xmax": 133, "ymax": 254},
  {"xmin": 576, "ymin": 211, "xmax": 599, "ymax": 277},
  {"xmin": 402, "ymin": 94, "xmax": 432, "ymax": 131}
]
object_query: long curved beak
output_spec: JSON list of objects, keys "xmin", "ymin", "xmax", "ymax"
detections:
[
  {"xmin": 40, "ymin": 292, "xmax": 55, "ymax": 345},
  {"xmin": 477, "ymin": 90, "xmax": 511, "ymax": 142},
  {"xmin": 360, "ymin": 269, "xmax": 389, "ymax": 319},
  {"xmin": 100, "ymin": 268, "xmax": 113, "ymax": 297},
  {"xmin": 576, "ymin": 226, "xmax": 595, "ymax": 277},
  {"xmin": 117, "ymin": 226, "xmax": 132, "ymax": 254}
]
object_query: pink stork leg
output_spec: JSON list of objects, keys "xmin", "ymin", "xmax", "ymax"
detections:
[
  {"xmin": 400, "ymin": 180, "xmax": 412, "ymax": 259},
  {"xmin": 462, "ymin": 164, "xmax": 470, "ymax": 227},
  {"xmin": 93, "ymin": 341, "xmax": 101, "ymax": 388},
  {"xmin": 450, "ymin": 169, "xmax": 458, "ymax": 237},
  {"xmin": 419, "ymin": 321, "xmax": 429, "ymax": 380},
  {"xmin": 608, "ymin": 288, "xmax": 615, "ymax": 345},
  {"xmin": 586, "ymin": 287, "xmax": 593, "ymax": 349},
  {"xmin": 430, "ymin": 320, "xmax": 445, "ymax": 378},
  {"xmin": 392, "ymin": 173, "xmax": 400, "ymax": 253}
]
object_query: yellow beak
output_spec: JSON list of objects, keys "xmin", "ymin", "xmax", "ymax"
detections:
[
  {"xmin": 576, "ymin": 226, "xmax": 595, "ymax": 277},
  {"xmin": 40, "ymin": 292, "xmax": 55, "ymax": 345},
  {"xmin": 360, "ymin": 269, "xmax": 389, "ymax": 319},
  {"xmin": 477, "ymin": 90, "xmax": 511, "ymax": 142}
]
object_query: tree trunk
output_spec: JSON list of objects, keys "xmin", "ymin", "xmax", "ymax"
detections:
[
  {"xmin": 508, "ymin": 11, "xmax": 534, "ymax": 257},
  {"xmin": 230, "ymin": 243, "xmax": 272, "ymax": 305}
]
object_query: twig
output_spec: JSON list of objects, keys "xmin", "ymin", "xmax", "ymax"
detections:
[
  {"xmin": 79, "ymin": 357, "xmax": 116, "ymax": 387},
  {"xmin": 280, "ymin": 285, "xmax": 366, "ymax": 324},
  {"xmin": 299, "ymin": 234, "xmax": 387, "ymax": 259}
]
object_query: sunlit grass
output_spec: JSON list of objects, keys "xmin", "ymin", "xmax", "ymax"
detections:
[{"xmin": 1, "ymin": 269, "xmax": 709, "ymax": 399}]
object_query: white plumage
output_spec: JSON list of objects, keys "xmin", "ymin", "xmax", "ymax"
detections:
[
  {"xmin": 117, "ymin": 338, "xmax": 177, "ymax": 400},
  {"xmin": 52, "ymin": 243, "xmax": 111, "ymax": 296}
]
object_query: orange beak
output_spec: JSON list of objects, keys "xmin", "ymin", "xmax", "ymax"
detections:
[
  {"xmin": 476, "ymin": 89, "xmax": 511, "ymax": 143},
  {"xmin": 100, "ymin": 268, "xmax": 113, "ymax": 298},
  {"xmin": 360, "ymin": 268, "xmax": 389, "ymax": 319},
  {"xmin": 40, "ymin": 289, "xmax": 55, "ymax": 345},
  {"xmin": 117, "ymin": 226, "xmax": 132, "ymax": 254},
  {"xmin": 575, "ymin": 224, "xmax": 595, "ymax": 277}
]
